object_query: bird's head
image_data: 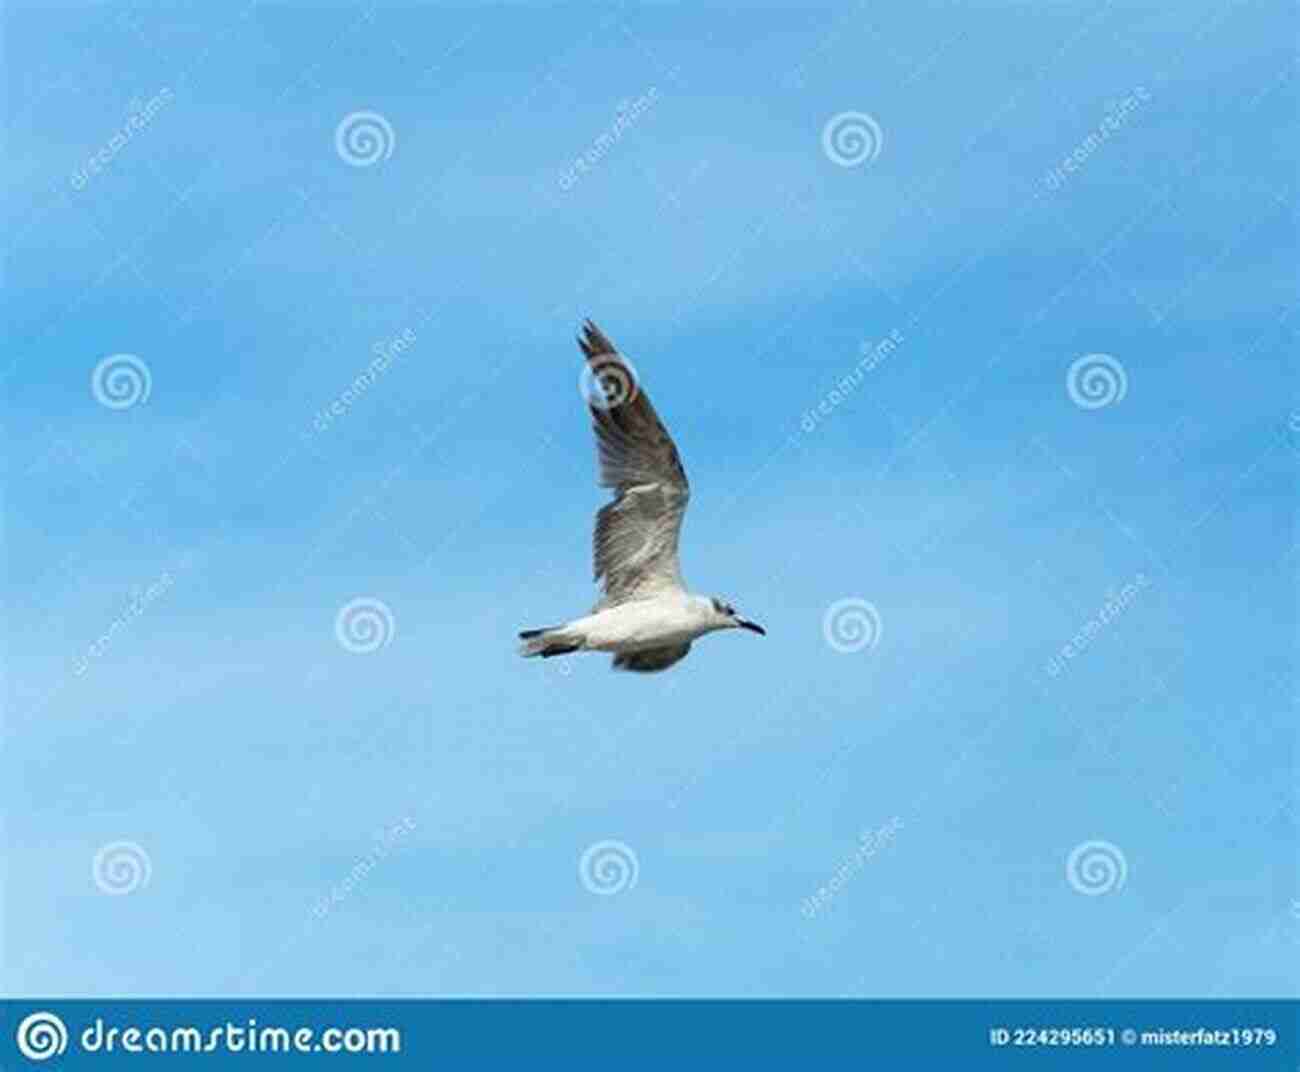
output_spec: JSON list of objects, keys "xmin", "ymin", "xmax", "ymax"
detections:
[{"xmin": 709, "ymin": 596, "xmax": 766, "ymax": 636}]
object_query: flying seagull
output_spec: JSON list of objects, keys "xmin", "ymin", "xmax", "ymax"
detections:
[{"xmin": 519, "ymin": 321, "xmax": 766, "ymax": 673}]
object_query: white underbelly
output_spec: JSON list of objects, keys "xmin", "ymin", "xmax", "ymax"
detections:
[{"xmin": 579, "ymin": 599, "xmax": 700, "ymax": 652}]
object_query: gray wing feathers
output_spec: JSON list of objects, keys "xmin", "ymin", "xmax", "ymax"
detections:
[
  {"xmin": 580, "ymin": 321, "xmax": 690, "ymax": 607},
  {"xmin": 612, "ymin": 643, "xmax": 692, "ymax": 673}
]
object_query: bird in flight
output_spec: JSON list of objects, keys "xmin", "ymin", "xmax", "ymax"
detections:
[{"xmin": 519, "ymin": 321, "xmax": 765, "ymax": 673}]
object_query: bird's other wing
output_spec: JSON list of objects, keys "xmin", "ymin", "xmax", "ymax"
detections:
[
  {"xmin": 612, "ymin": 642, "xmax": 692, "ymax": 673},
  {"xmin": 580, "ymin": 320, "xmax": 690, "ymax": 609}
]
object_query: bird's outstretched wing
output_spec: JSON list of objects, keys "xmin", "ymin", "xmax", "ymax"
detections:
[{"xmin": 579, "ymin": 320, "xmax": 690, "ymax": 609}]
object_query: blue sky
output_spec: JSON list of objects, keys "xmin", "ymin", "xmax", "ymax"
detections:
[{"xmin": 4, "ymin": 0, "xmax": 1297, "ymax": 997}]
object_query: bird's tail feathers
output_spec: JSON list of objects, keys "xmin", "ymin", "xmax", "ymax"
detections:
[{"xmin": 518, "ymin": 625, "xmax": 584, "ymax": 658}]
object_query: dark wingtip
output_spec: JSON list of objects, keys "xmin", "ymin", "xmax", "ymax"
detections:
[{"xmin": 578, "ymin": 319, "xmax": 616, "ymax": 360}]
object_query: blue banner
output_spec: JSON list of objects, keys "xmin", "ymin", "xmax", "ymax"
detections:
[{"xmin": 2, "ymin": 1000, "xmax": 1296, "ymax": 1069}]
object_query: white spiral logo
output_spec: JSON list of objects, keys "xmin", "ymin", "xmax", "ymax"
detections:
[
  {"xmin": 15, "ymin": 1012, "xmax": 68, "ymax": 1062},
  {"xmin": 1067, "ymin": 354, "xmax": 1128, "ymax": 409},
  {"xmin": 334, "ymin": 110, "xmax": 395, "ymax": 167},
  {"xmin": 579, "ymin": 839, "xmax": 639, "ymax": 896},
  {"xmin": 821, "ymin": 111, "xmax": 883, "ymax": 168},
  {"xmin": 334, "ymin": 597, "xmax": 396, "ymax": 653},
  {"xmin": 579, "ymin": 356, "xmax": 640, "ymax": 411},
  {"xmin": 91, "ymin": 354, "xmax": 151, "ymax": 410},
  {"xmin": 822, "ymin": 597, "xmax": 882, "ymax": 654},
  {"xmin": 1066, "ymin": 839, "xmax": 1127, "ymax": 896},
  {"xmin": 92, "ymin": 840, "xmax": 152, "ymax": 895}
]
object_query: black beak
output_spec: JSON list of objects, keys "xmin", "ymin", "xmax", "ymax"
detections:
[{"xmin": 737, "ymin": 619, "xmax": 766, "ymax": 636}]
